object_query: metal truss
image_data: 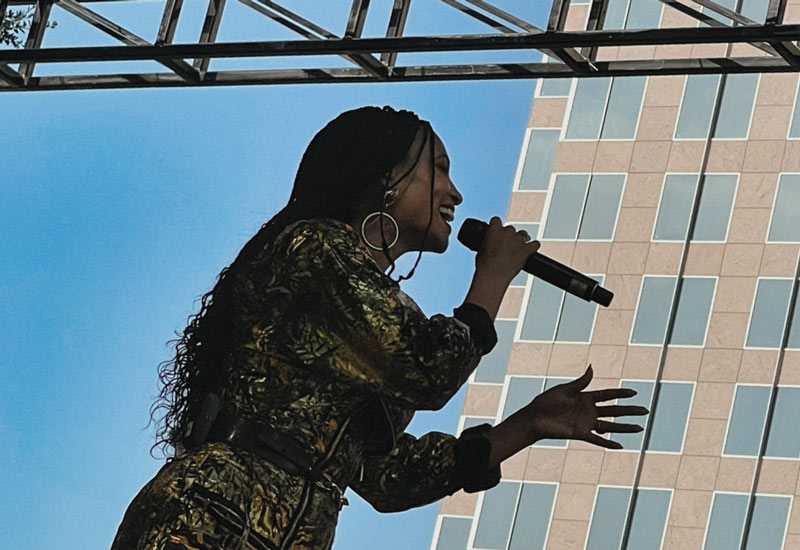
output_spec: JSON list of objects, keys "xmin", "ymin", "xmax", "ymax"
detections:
[{"xmin": 1, "ymin": 0, "xmax": 799, "ymax": 92}]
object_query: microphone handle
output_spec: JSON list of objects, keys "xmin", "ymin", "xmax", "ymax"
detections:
[{"xmin": 526, "ymin": 253, "xmax": 612, "ymax": 307}]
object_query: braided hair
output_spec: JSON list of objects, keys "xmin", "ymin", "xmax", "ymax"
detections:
[{"xmin": 151, "ymin": 106, "xmax": 434, "ymax": 455}]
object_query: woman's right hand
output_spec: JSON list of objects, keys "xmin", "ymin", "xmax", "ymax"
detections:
[
  {"xmin": 462, "ymin": 217, "xmax": 540, "ymax": 320},
  {"xmin": 474, "ymin": 217, "xmax": 541, "ymax": 286}
]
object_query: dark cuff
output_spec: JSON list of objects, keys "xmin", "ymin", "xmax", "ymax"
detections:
[
  {"xmin": 453, "ymin": 303, "xmax": 498, "ymax": 355},
  {"xmin": 453, "ymin": 423, "xmax": 501, "ymax": 494}
]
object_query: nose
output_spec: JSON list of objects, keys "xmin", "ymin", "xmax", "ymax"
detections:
[{"xmin": 450, "ymin": 179, "xmax": 463, "ymax": 206}]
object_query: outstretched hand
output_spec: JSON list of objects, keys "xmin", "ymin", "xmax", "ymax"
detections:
[
  {"xmin": 488, "ymin": 365, "xmax": 650, "ymax": 466},
  {"xmin": 525, "ymin": 366, "xmax": 647, "ymax": 450}
]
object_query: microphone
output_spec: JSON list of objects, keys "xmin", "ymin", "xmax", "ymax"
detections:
[{"xmin": 458, "ymin": 218, "xmax": 614, "ymax": 307}]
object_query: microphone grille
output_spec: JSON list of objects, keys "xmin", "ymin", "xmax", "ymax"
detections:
[{"xmin": 457, "ymin": 218, "xmax": 488, "ymax": 252}]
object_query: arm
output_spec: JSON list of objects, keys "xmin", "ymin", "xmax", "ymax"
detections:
[{"xmin": 349, "ymin": 426, "xmax": 499, "ymax": 513}]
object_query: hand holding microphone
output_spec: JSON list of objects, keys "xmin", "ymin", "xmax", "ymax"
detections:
[{"xmin": 459, "ymin": 218, "xmax": 614, "ymax": 307}]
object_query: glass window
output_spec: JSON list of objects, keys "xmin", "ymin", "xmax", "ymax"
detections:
[
  {"xmin": 725, "ymin": 385, "xmax": 770, "ymax": 456},
  {"xmin": 436, "ymin": 517, "xmax": 472, "ymax": 550},
  {"xmin": 765, "ymin": 386, "xmax": 800, "ymax": 457},
  {"xmin": 790, "ymin": 82, "xmax": 800, "ymax": 138},
  {"xmin": 520, "ymin": 278, "xmax": 562, "ymax": 341},
  {"xmin": 502, "ymin": 377, "xmax": 544, "ymax": 421},
  {"xmin": 473, "ymin": 481, "xmax": 519, "ymax": 550},
  {"xmin": 555, "ymin": 275, "xmax": 604, "ymax": 342},
  {"xmin": 475, "ymin": 320, "xmax": 517, "ymax": 383},
  {"xmin": 714, "ymin": 73, "xmax": 759, "ymax": 138},
  {"xmin": 586, "ymin": 487, "xmax": 630, "ymax": 550},
  {"xmin": 611, "ymin": 381, "xmax": 654, "ymax": 450},
  {"xmin": 544, "ymin": 175, "xmax": 624, "ymax": 240},
  {"xmin": 518, "ymin": 130, "xmax": 559, "ymax": 191},
  {"xmin": 768, "ymin": 174, "xmax": 800, "ymax": 242},
  {"xmin": 603, "ymin": 0, "xmax": 628, "ymax": 28},
  {"xmin": 788, "ymin": 288, "xmax": 800, "ymax": 349},
  {"xmin": 566, "ymin": 77, "xmax": 612, "ymax": 139},
  {"xmin": 741, "ymin": 0, "xmax": 770, "ymax": 22},
  {"xmin": 539, "ymin": 55, "xmax": 571, "ymax": 97},
  {"xmin": 544, "ymin": 175, "xmax": 590, "ymax": 239},
  {"xmin": 705, "ymin": 493, "xmax": 748, "ymax": 550},
  {"xmin": 579, "ymin": 175, "xmax": 625, "ymax": 239},
  {"xmin": 748, "ymin": 495, "xmax": 791, "ymax": 549},
  {"xmin": 693, "ymin": 174, "xmax": 737, "ymax": 241},
  {"xmin": 670, "ymin": 278, "xmax": 716, "ymax": 346},
  {"xmin": 676, "ymin": 75, "xmax": 721, "ymax": 139},
  {"xmin": 586, "ymin": 487, "xmax": 670, "ymax": 549},
  {"xmin": 654, "ymin": 174, "xmax": 699, "ymax": 241},
  {"xmin": 648, "ymin": 382, "xmax": 694, "ymax": 452},
  {"xmin": 601, "ymin": 76, "xmax": 647, "ymax": 139},
  {"xmin": 746, "ymin": 279, "xmax": 793, "ymax": 348},
  {"xmin": 508, "ymin": 483, "xmax": 557, "ymax": 550},
  {"xmin": 625, "ymin": 0, "xmax": 663, "ymax": 29},
  {"xmin": 631, "ymin": 277, "xmax": 676, "ymax": 345},
  {"xmin": 627, "ymin": 489, "xmax": 671, "ymax": 549}
]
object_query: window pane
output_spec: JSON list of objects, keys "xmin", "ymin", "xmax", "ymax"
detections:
[
  {"xmin": 519, "ymin": 130, "xmax": 559, "ymax": 191},
  {"xmin": 676, "ymin": 75, "xmax": 721, "ymax": 139},
  {"xmin": 475, "ymin": 320, "xmax": 516, "ymax": 383},
  {"xmin": 502, "ymin": 377, "xmax": 544, "ymax": 421},
  {"xmin": 436, "ymin": 517, "xmax": 472, "ymax": 550},
  {"xmin": 566, "ymin": 77, "xmax": 612, "ymax": 139},
  {"xmin": 556, "ymin": 275, "xmax": 603, "ymax": 342},
  {"xmin": 612, "ymin": 381, "xmax": 654, "ymax": 450},
  {"xmin": 628, "ymin": 489, "xmax": 671, "ymax": 549},
  {"xmin": 521, "ymin": 278, "xmax": 564, "ymax": 341},
  {"xmin": 765, "ymin": 387, "xmax": 800, "ymax": 457},
  {"xmin": 705, "ymin": 493, "xmax": 747, "ymax": 550},
  {"xmin": 540, "ymin": 55, "xmax": 571, "ymax": 97},
  {"xmin": 508, "ymin": 483, "xmax": 557, "ymax": 550},
  {"xmin": 671, "ymin": 278, "xmax": 716, "ymax": 346},
  {"xmin": 791, "ymin": 84, "xmax": 800, "ymax": 138},
  {"xmin": 544, "ymin": 174, "xmax": 590, "ymax": 239},
  {"xmin": 625, "ymin": 0, "xmax": 663, "ymax": 29},
  {"xmin": 725, "ymin": 385, "xmax": 770, "ymax": 456},
  {"xmin": 631, "ymin": 277, "xmax": 676, "ymax": 345},
  {"xmin": 654, "ymin": 174, "xmax": 698, "ymax": 240},
  {"xmin": 747, "ymin": 495, "xmax": 791, "ymax": 549},
  {"xmin": 788, "ymin": 288, "xmax": 800, "ymax": 348},
  {"xmin": 693, "ymin": 174, "xmax": 737, "ymax": 241},
  {"xmin": 579, "ymin": 175, "xmax": 625, "ymax": 239},
  {"xmin": 601, "ymin": 77, "xmax": 647, "ymax": 139},
  {"xmin": 604, "ymin": 0, "xmax": 629, "ymax": 28},
  {"xmin": 768, "ymin": 174, "xmax": 800, "ymax": 242},
  {"xmin": 648, "ymin": 382, "xmax": 693, "ymax": 452},
  {"xmin": 714, "ymin": 73, "xmax": 759, "ymax": 138},
  {"xmin": 587, "ymin": 487, "xmax": 630, "ymax": 550},
  {"xmin": 474, "ymin": 482, "xmax": 520, "ymax": 550},
  {"xmin": 510, "ymin": 271, "xmax": 528, "ymax": 287},
  {"xmin": 746, "ymin": 279, "xmax": 793, "ymax": 348},
  {"xmin": 741, "ymin": 0, "xmax": 770, "ymax": 22}
]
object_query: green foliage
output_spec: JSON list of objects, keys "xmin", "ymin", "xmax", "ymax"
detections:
[{"xmin": 1, "ymin": 8, "xmax": 58, "ymax": 48}]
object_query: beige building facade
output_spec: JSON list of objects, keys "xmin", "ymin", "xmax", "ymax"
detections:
[{"xmin": 432, "ymin": 0, "xmax": 800, "ymax": 548}]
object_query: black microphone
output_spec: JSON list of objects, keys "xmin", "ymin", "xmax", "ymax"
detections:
[{"xmin": 458, "ymin": 218, "xmax": 614, "ymax": 307}]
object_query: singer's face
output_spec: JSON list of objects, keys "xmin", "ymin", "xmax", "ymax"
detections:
[{"xmin": 389, "ymin": 130, "xmax": 463, "ymax": 254}]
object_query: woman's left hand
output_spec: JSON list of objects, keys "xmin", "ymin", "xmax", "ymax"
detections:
[
  {"xmin": 524, "ymin": 366, "xmax": 647, "ymax": 449},
  {"xmin": 487, "ymin": 366, "xmax": 649, "ymax": 466}
]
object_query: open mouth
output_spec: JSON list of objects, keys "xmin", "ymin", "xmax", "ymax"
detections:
[{"xmin": 439, "ymin": 206, "xmax": 455, "ymax": 223}]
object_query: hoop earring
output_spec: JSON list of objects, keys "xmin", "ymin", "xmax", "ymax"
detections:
[{"xmin": 361, "ymin": 211, "xmax": 399, "ymax": 250}]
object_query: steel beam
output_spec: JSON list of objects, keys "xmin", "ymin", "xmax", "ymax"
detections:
[
  {"xmin": 381, "ymin": 0, "xmax": 411, "ymax": 68},
  {"xmin": 194, "ymin": 0, "xmax": 226, "ymax": 74},
  {"xmin": 345, "ymin": 0, "xmax": 370, "ymax": 38},
  {"xmin": 157, "ymin": 0, "xmax": 184, "ymax": 45},
  {"xmin": 18, "ymin": 0, "xmax": 53, "ymax": 84}
]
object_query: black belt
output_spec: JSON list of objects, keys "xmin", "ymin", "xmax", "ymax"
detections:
[{"xmin": 206, "ymin": 417, "xmax": 349, "ymax": 508}]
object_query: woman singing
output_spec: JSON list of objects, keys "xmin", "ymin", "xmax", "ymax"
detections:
[{"xmin": 111, "ymin": 106, "xmax": 647, "ymax": 550}]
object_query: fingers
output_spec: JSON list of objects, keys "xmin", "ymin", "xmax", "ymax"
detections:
[
  {"xmin": 588, "ymin": 387, "xmax": 637, "ymax": 403},
  {"xmin": 595, "ymin": 405, "xmax": 649, "ymax": 417},
  {"xmin": 594, "ymin": 420, "xmax": 644, "ymax": 434},
  {"xmin": 564, "ymin": 365, "xmax": 593, "ymax": 392},
  {"xmin": 584, "ymin": 433, "xmax": 623, "ymax": 450}
]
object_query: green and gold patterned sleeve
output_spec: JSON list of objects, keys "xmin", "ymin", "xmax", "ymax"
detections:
[
  {"xmin": 350, "ymin": 425, "xmax": 501, "ymax": 512},
  {"xmin": 272, "ymin": 219, "xmax": 483, "ymax": 411}
]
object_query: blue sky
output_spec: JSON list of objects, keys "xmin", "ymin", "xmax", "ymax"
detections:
[{"xmin": 0, "ymin": 2, "xmax": 548, "ymax": 548}]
